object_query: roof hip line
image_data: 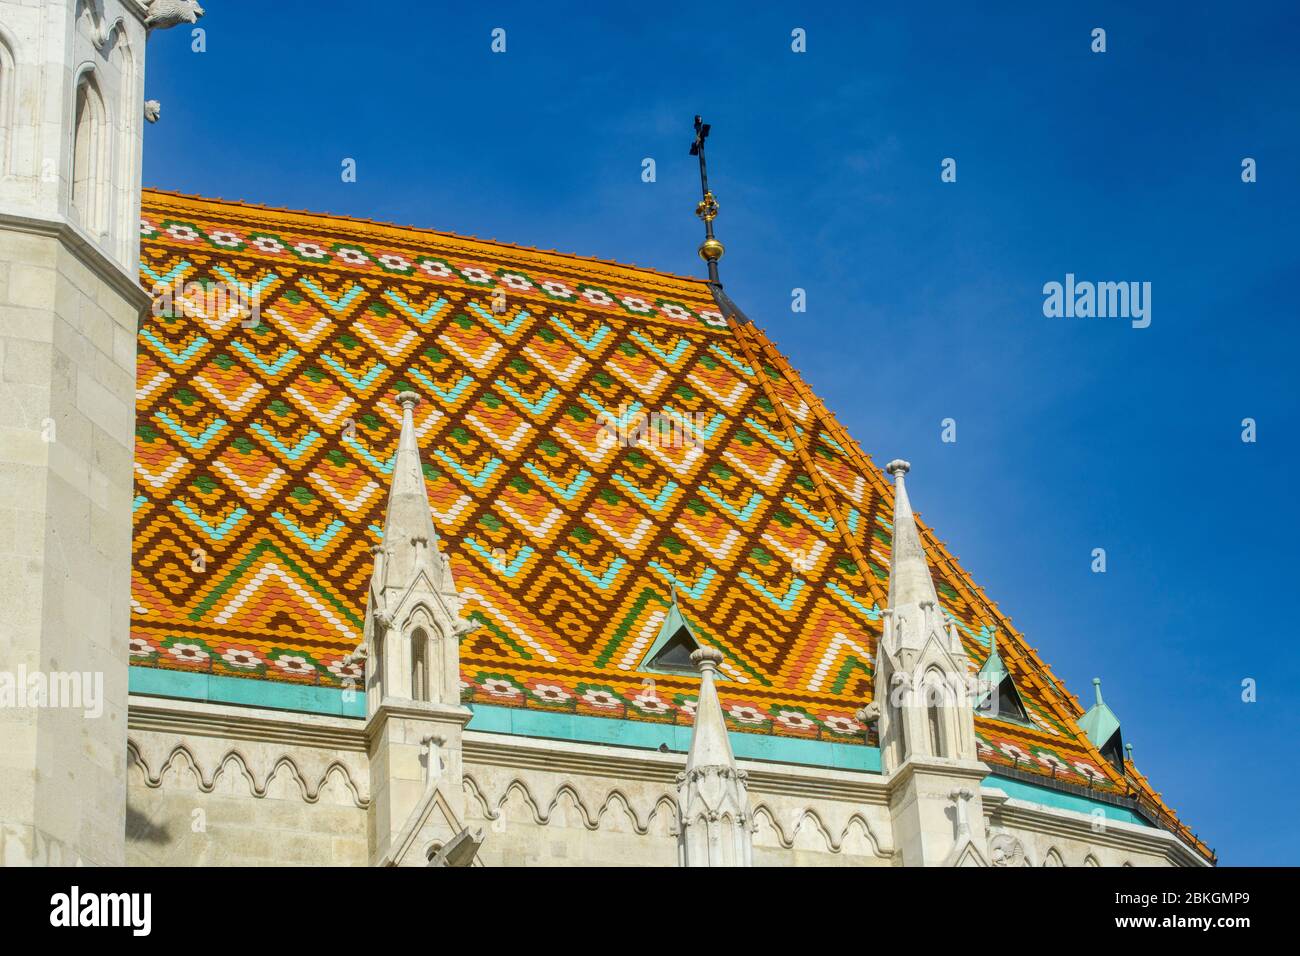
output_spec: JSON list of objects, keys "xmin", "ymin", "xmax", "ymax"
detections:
[
  {"xmin": 739, "ymin": 327, "xmax": 1206, "ymax": 844},
  {"xmin": 746, "ymin": 330, "xmax": 1077, "ymax": 713},
  {"xmin": 728, "ymin": 322, "xmax": 887, "ymax": 612}
]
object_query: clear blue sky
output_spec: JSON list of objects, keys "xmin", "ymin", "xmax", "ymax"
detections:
[{"xmin": 143, "ymin": 1, "xmax": 1299, "ymax": 865}]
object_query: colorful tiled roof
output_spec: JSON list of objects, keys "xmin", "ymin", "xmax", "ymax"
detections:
[{"xmin": 131, "ymin": 189, "xmax": 1211, "ymax": 861}]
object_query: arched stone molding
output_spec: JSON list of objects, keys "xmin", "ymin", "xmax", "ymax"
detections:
[
  {"xmin": 106, "ymin": 22, "xmax": 141, "ymax": 264},
  {"xmin": 463, "ymin": 773, "xmax": 678, "ymax": 838},
  {"xmin": 462, "ymin": 771, "xmax": 892, "ymax": 859},
  {"xmin": 127, "ymin": 738, "xmax": 370, "ymax": 809},
  {"xmin": 69, "ymin": 64, "xmax": 110, "ymax": 236},
  {"xmin": 0, "ymin": 23, "xmax": 16, "ymax": 176}
]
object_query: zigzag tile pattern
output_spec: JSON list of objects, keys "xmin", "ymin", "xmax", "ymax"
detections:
[{"xmin": 129, "ymin": 191, "xmax": 1206, "ymax": 859}]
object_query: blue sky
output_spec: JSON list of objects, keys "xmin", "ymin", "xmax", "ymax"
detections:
[{"xmin": 144, "ymin": 1, "xmax": 1299, "ymax": 864}]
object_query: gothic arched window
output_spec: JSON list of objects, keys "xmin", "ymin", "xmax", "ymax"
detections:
[
  {"xmin": 0, "ymin": 29, "xmax": 14, "ymax": 175},
  {"xmin": 411, "ymin": 627, "xmax": 429, "ymax": 702},
  {"xmin": 895, "ymin": 696, "xmax": 907, "ymax": 760},
  {"xmin": 71, "ymin": 71, "xmax": 107, "ymax": 235},
  {"xmin": 924, "ymin": 669, "xmax": 948, "ymax": 758},
  {"xmin": 888, "ymin": 672, "xmax": 908, "ymax": 766},
  {"xmin": 927, "ymin": 701, "xmax": 944, "ymax": 757}
]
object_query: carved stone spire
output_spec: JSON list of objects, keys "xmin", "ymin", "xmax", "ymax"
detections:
[
  {"xmin": 363, "ymin": 391, "xmax": 470, "ymax": 715},
  {"xmin": 876, "ymin": 460, "xmax": 974, "ymax": 758},
  {"xmin": 872, "ymin": 459, "xmax": 987, "ymax": 865},
  {"xmin": 685, "ymin": 648, "xmax": 736, "ymax": 773},
  {"xmin": 677, "ymin": 647, "xmax": 753, "ymax": 867},
  {"xmin": 376, "ymin": 391, "xmax": 445, "ymax": 595},
  {"xmin": 361, "ymin": 391, "xmax": 479, "ymax": 865},
  {"xmin": 884, "ymin": 459, "xmax": 944, "ymax": 650}
]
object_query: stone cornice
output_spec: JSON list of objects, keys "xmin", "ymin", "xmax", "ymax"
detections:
[
  {"xmin": 127, "ymin": 695, "xmax": 883, "ymax": 805},
  {"xmin": 987, "ymin": 792, "xmax": 1210, "ymax": 867},
  {"xmin": 885, "ymin": 756, "xmax": 992, "ymax": 792},
  {"xmin": 128, "ymin": 694, "xmax": 367, "ymax": 752},
  {"xmin": 365, "ymin": 700, "xmax": 473, "ymax": 742},
  {"xmin": 462, "ymin": 730, "xmax": 890, "ymax": 805},
  {"xmin": 0, "ymin": 208, "xmax": 151, "ymax": 310}
]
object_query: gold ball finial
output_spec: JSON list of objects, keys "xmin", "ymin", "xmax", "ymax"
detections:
[{"xmin": 698, "ymin": 236, "xmax": 725, "ymax": 262}]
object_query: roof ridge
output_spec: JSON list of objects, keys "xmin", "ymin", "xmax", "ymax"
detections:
[{"xmin": 141, "ymin": 187, "xmax": 712, "ymax": 290}]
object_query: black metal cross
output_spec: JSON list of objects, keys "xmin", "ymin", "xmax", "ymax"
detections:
[
  {"xmin": 686, "ymin": 116, "xmax": 746, "ymax": 320},
  {"xmin": 689, "ymin": 115, "xmax": 711, "ymax": 198}
]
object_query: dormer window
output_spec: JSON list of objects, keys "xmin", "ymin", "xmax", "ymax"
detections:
[
  {"xmin": 647, "ymin": 624, "xmax": 699, "ymax": 673},
  {"xmin": 978, "ymin": 672, "xmax": 1030, "ymax": 724},
  {"xmin": 974, "ymin": 633, "xmax": 1031, "ymax": 725},
  {"xmin": 1079, "ymin": 678, "xmax": 1126, "ymax": 774},
  {"xmin": 1097, "ymin": 727, "xmax": 1125, "ymax": 773},
  {"xmin": 639, "ymin": 590, "xmax": 708, "ymax": 676}
]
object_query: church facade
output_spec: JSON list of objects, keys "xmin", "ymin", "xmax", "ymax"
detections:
[{"xmin": 0, "ymin": 0, "xmax": 1211, "ymax": 867}]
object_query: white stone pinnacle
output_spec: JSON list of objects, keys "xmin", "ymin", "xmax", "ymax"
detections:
[
  {"xmin": 685, "ymin": 646, "xmax": 732, "ymax": 772},
  {"xmin": 885, "ymin": 458, "xmax": 941, "ymax": 628},
  {"xmin": 677, "ymin": 645, "xmax": 753, "ymax": 866}
]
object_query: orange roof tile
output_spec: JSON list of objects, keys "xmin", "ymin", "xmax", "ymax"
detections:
[{"xmin": 130, "ymin": 189, "xmax": 1210, "ymax": 862}]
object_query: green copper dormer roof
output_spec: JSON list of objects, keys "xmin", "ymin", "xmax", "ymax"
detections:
[
  {"xmin": 1079, "ymin": 678, "xmax": 1122, "ymax": 749},
  {"xmin": 976, "ymin": 631, "xmax": 1029, "ymax": 723},
  {"xmin": 639, "ymin": 591, "xmax": 705, "ymax": 674},
  {"xmin": 977, "ymin": 631, "xmax": 1010, "ymax": 685}
]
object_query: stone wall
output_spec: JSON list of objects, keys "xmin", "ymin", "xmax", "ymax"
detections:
[
  {"xmin": 125, "ymin": 698, "xmax": 369, "ymax": 866},
  {"xmin": 124, "ymin": 696, "xmax": 1205, "ymax": 867},
  {"xmin": 461, "ymin": 733, "xmax": 894, "ymax": 867},
  {"xmin": 0, "ymin": 226, "xmax": 145, "ymax": 866},
  {"xmin": 0, "ymin": 0, "xmax": 150, "ymax": 868}
]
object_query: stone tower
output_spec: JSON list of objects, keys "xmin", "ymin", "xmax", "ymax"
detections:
[
  {"xmin": 0, "ymin": 0, "xmax": 198, "ymax": 866},
  {"xmin": 873, "ymin": 460, "xmax": 990, "ymax": 865},
  {"xmin": 362, "ymin": 391, "xmax": 480, "ymax": 865}
]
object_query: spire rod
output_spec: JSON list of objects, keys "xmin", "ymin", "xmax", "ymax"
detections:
[
  {"xmin": 688, "ymin": 116, "xmax": 752, "ymax": 325},
  {"xmin": 689, "ymin": 115, "xmax": 724, "ymax": 285},
  {"xmin": 1092, "ymin": 676, "xmax": 1104, "ymax": 707}
]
